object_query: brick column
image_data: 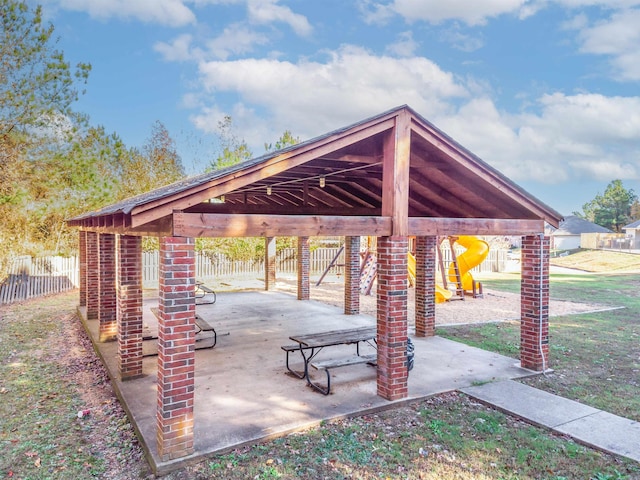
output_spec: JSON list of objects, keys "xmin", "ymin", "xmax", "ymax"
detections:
[
  {"xmin": 344, "ymin": 236, "xmax": 360, "ymax": 315},
  {"xmin": 520, "ymin": 235, "xmax": 550, "ymax": 371},
  {"xmin": 79, "ymin": 230, "xmax": 88, "ymax": 307},
  {"xmin": 156, "ymin": 236, "xmax": 196, "ymax": 461},
  {"xmin": 117, "ymin": 235, "xmax": 143, "ymax": 380},
  {"xmin": 415, "ymin": 236, "xmax": 436, "ymax": 337},
  {"xmin": 376, "ymin": 236, "xmax": 409, "ymax": 400},
  {"xmin": 297, "ymin": 236, "xmax": 310, "ymax": 300},
  {"xmin": 86, "ymin": 231, "xmax": 100, "ymax": 321},
  {"xmin": 98, "ymin": 233, "xmax": 118, "ymax": 342},
  {"xmin": 265, "ymin": 236, "xmax": 276, "ymax": 291}
]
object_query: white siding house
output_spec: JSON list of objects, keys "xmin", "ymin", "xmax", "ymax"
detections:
[
  {"xmin": 545, "ymin": 215, "xmax": 611, "ymax": 250},
  {"xmin": 622, "ymin": 220, "xmax": 640, "ymax": 249}
]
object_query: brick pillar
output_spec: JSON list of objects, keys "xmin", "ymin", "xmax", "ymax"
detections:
[
  {"xmin": 156, "ymin": 236, "xmax": 196, "ymax": 461},
  {"xmin": 520, "ymin": 235, "xmax": 550, "ymax": 371},
  {"xmin": 117, "ymin": 235, "xmax": 143, "ymax": 380},
  {"xmin": 265, "ymin": 236, "xmax": 276, "ymax": 291},
  {"xmin": 98, "ymin": 233, "xmax": 118, "ymax": 342},
  {"xmin": 297, "ymin": 236, "xmax": 310, "ymax": 300},
  {"xmin": 344, "ymin": 236, "xmax": 360, "ymax": 315},
  {"xmin": 415, "ymin": 236, "xmax": 436, "ymax": 337},
  {"xmin": 79, "ymin": 230, "xmax": 87, "ymax": 307},
  {"xmin": 376, "ymin": 236, "xmax": 409, "ymax": 400},
  {"xmin": 86, "ymin": 231, "xmax": 100, "ymax": 320}
]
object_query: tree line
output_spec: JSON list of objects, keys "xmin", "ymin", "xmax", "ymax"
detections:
[{"xmin": 0, "ymin": 0, "xmax": 299, "ymax": 279}]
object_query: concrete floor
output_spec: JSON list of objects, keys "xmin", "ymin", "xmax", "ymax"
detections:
[{"xmin": 81, "ymin": 289, "xmax": 537, "ymax": 475}]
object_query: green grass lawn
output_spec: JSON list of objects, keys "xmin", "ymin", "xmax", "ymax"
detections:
[
  {"xmin": 2, "ymin": 264, "xmax": 640, "ymax": 479},
  {"xmin": 439, "ymin": 272, "xmax": 640, "ymax": 422}
]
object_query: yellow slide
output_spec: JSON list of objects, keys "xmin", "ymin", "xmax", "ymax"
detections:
[
  {"xmin": 448, "ymin": 236, "xmax": 490, "ymax": 292},
  {"xmin": 435, "ymin": 284, "xmax": 453, "ymax": 303},
  {"xmin": 407, "ymin": 252, "xmax": 452, "ymax": 303}
]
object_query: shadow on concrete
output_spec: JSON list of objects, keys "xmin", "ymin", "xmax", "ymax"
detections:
[{"xmin": 79, "ymin": 288, "xmax": 537, "ymax": 475}]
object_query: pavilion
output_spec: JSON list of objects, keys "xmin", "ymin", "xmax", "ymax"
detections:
[{"xmin": 67, "ymin": 105, "xmax": 562, "ymax": 463}]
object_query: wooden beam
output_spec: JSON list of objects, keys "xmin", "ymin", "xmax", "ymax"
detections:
[
  {"xmin": 184, "ymin": 202, "xmax": 382, "ymax": 216},
  {"xmin": 173, "ymin": 212, "xmax": 392, "ymax": 238},
  {"xmin": 381, "ymin": 110, "xmax": 411, "ymax": 236},
  {"xmin": 408, "ymin": 217, "xmax": 545, "ymax": 236}
]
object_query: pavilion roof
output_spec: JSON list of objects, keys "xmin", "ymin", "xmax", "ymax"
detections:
[{"xmin": 68, "ymin": 105, "xmax": 562, "ymax": 237}]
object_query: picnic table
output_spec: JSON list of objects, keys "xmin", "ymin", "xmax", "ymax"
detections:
[
  {"xmin": 283, "ymin": 326, "xmax": 377, "ymax": 395},
  {"xmin": 144, "ymin": 307, "xmax": 218, "ymax": 355}
]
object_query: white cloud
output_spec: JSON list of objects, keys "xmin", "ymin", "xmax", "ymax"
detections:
[
  {"xmin": 205, "ymin": 24, "xmax": 270, "ymax": 60},
  {"xmin": 439, "ymin": 25, "xmax": 484, "ymax": 52},
  {"xmin": 576, "ymin": 9, "xmax": 640, "ymax": 81},
  {"xmin": 247, "ymin": 0, "xmax": 312, "ymax": 36},
  {"xmin": 386, "ymin": 31, "xmax": 419, "ymax": 57},
  {"xmin": 193, "ymin": 45, "xmax": 469, "ymax": 145},
  {"xmin": 549, "ymin": 0, "xmax": 640, "ymax": 7},
  {"xmin": 55, "ymin": 0, "xmax": 196, "ymax": 26},
  {"xmin": 155, "ymin": 34, "xmax": 199, "ymax": 62},
  {"xmin": 358, "ymin": 0, "xmax": 396, "ymax": 24},
  {"xmin": 436, "ymin": 92, "xmax": 640, "ymax": 183},
  {"xmin": 189, "ymin": 44, "xmax": 640, "ymax": 186},
  {"xmin": 371, "ymin": 0, "xmax": 529, "ymax": 26}
]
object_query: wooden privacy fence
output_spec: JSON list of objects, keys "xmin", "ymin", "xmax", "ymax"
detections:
[
  {"xmin": 581, "ymin": 232, "xmax": 636, "ymax": 250},
  {"xmin": 0, "ymin": 255, "xmax": 79, "ymax": 305},
  {"xmin": 1, "ymin": 246, "xmax": 508, "ymax": 303}
]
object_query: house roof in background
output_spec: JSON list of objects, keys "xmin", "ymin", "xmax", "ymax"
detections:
[
  {"xmin": 546, "ymin": 215, "xmax": 611, "ymax": 235},
  {"xmin": 623, "ymin": 220, "xmax": 640, "ymax": 230}
]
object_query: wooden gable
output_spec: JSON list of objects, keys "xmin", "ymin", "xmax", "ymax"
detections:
[{"xmin": 67, "ymin": 105, "xmax": 562, "ymax": 237}]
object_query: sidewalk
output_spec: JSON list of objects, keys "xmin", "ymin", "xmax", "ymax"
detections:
[{"xmin": 460, "ymin": 380, "xmax": 640, "ymax": 463}]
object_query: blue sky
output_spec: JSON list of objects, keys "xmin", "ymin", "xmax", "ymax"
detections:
[{"xmin": 36, "ymin": 0, "xmax": 640, "ymax": 216}]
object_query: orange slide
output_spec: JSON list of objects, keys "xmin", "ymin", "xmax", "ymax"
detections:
[{"xmin": 448, "ymin": 236, "xmax": 490, "ymax": 292}]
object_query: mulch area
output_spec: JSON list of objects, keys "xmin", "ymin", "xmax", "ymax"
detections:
[{"xmin": 272, "ymin": 277, "xmax": 608, "ymax": 327}]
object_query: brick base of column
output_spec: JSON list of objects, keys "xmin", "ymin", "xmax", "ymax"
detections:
[
  {"xmin": 344, "ymin": 236, "xmax": 360, "ymax": 315},
  {"xmin": 415, "ymin": 236, "xmax": 436, "ymax": 337},
  {"xmin": 86, "ymin": 231, "xmax": 99, "ymax": 320},
  {"xmin": 297, "ymin": 236, "xmax": 310, "ymax": 300},
  {"xmin": 520, "ymin": 235, "xmax": 550, "ymax": 371},
  {"xmin": 376, "ymin": 236, "xmax": 409, "ymax": 401},
  {"xmin": 156, "ymin": 237, "xmax": 196, "ymax": 461},
  {"xmin": 99, "ymin": 233, "xmax": 117, "ymax": 342},
  {"xmin": 117, "ymin": 235, "xmax": 143, "ymax": 380},
  {"xmin": 265, "ymin": 236, "xmax": 276, "ymax": 291},
  {"xmin": 79, "ymin": 231, "xmax": 87, "ymax": 307}
]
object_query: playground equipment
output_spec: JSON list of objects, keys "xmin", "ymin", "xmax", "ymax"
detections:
[
  {"xmin": 407, "ymin": 252, "xmax": 452, "ymax": 303},
  {"xmin": 316, "ymin": 235, "xmax": 489, "ymax": 303},
  {"xmin": 446, "ymin": 236, "xmax": 489, "ymax": 298}
]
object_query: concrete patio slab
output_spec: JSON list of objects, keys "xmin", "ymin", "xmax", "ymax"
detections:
[
  {"xmin": 81, "ymin": 290, "xmax": 537, "ymax": 475},
  {"xmin": 461, "ymin": 380, "xmax": 640, "ymax": 463}
]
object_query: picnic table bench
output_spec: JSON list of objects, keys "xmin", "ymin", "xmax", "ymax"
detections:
[
  {"xmin": 145, "ymin": 307, "xmax": 218, "ymax": 352},
  {"xmin": 285, "ymin": 326, "xmax": 377, "ymax": 395},
  {"xmin": 195, "ymin": 281, "xmax": 216, "ymax": 304}
]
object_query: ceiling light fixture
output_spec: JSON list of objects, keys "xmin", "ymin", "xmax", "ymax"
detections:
[
  {"xmin": 319, "ymin": 176, "xmax": 325, "ymax": 188},
  {"xmin": 267, "ymin": 186, "xmax": 272, "ymax": 195}
]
